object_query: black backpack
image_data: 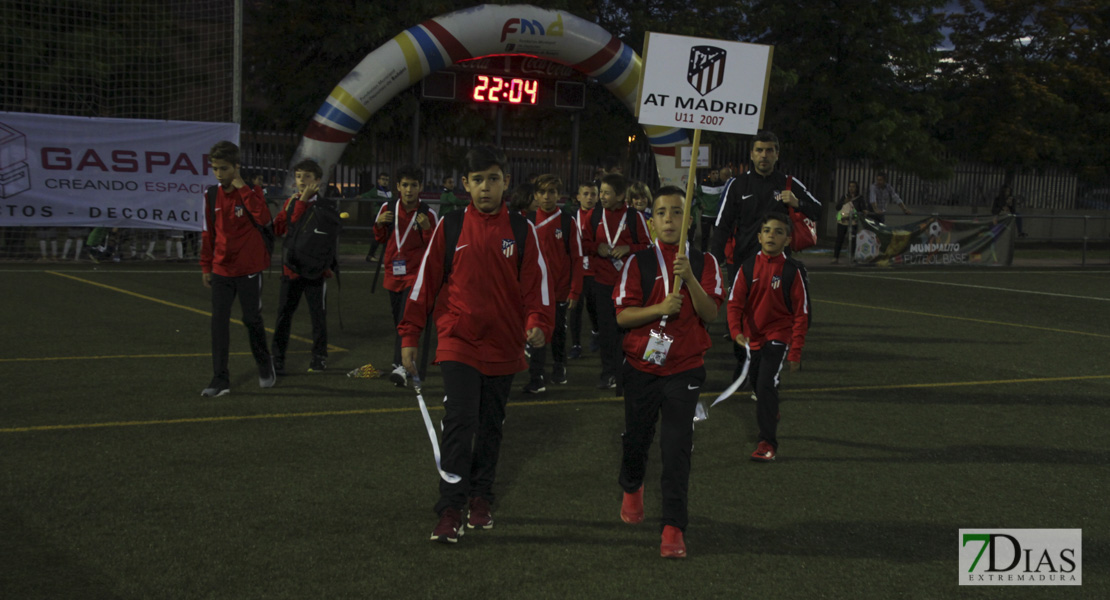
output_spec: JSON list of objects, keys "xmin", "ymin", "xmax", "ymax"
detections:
[
  {"xmin": 739, "ymin": 255, "xmax": 812, "ymax": 326},
  {"xmin": 633, "ymin": 247, "xmax": 706, "ymax": 305},
  {"xmin": 441, "ymin": 208, "xmax": 530, "ymax": 279},
  {"xmin": 282, "ymin": 196, "xmax": 342, "ymax": 280},
  {"xmin": 206, "ymin": 185, "xmax": 275, "ymax": 256}
]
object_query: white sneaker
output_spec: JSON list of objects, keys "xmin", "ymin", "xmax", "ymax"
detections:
[{"xmin": 389, "ymin": 365, "xmax": 408, "ymax": 388}]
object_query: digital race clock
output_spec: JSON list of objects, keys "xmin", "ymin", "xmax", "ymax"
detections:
[{"xmin": 471, "ymin": 75, "xmax": 539, "ymax": 105}]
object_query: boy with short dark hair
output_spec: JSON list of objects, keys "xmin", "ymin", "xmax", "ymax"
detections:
[
  {"xmin": 614, "ymin": 186, "xmax": 724, "ymax": 558},
  {"xmin": 271, "ymin": 159, "xmax": 331, "ymax": 374},
  {"xmin": 199, "ymin": 140, "xmax": 275, "ymax": 397},
  {"xmin": 568, "ymin": 182, "xmax": 600, "ymax": 360},
  {"xmin": 583, "ymin": 173, "xmax": 651, "ymax": 390},
  {"xmin": 726, "ymin": 213, "xmax": 810, "ymax": 462},
  {"xmin": 399, "ymin": 146, "xmax": 553, "ymax": 544},
  {"xmin": 374, "ymin": 165, "xmax": 437, "ymax": 387},
  {"xmin": 523, "ymin": 174, "xmax": 582, "ymax": 392}
]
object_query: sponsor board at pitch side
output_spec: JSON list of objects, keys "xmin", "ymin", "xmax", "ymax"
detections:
[{"xmin": 636, "ymin": 32, "xmax": 773, "ymax": 135}]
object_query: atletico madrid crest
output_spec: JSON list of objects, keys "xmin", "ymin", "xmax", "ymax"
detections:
[
  {"xmin": 502, "ymin": 239, "xmax": 516, "ymax": 258},
  {"xmin": 687, "ymin": 45, "xmax": 727, "ymax": 97},
  {"xmin": 555, "ymin": 228, "xmax": 563, "ymax": 240},
  {"xmin": 771, "ymin": 275, "xmax": 781, "ymax": 289},
  {"xmin": 234, "ymin": 205, "xmax": 244, "ymax": 217}
]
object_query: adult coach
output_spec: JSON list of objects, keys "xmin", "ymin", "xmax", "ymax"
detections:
[
  {"xmin": 709, "ymin": 131, "xmax": 822, "ymax": 268},
  {"xmin": 868, "ymin": 172, "xmax": 911, "ymax": 224}
]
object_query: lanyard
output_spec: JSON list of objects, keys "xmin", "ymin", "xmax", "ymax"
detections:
[
  {"xmin": 536, "ymin": 211, "xmax": 560, "ymax": 230},
  {"xmin": 601, "ymin": 209, "xmax": 627, "ymax": 248},
  {"xmin": 652, "ymin": 242, "xmax": 689, "ymax": 329},
  {"xmin": 394, "ymin": 201, "xmax": 419, "ymax": 250}
]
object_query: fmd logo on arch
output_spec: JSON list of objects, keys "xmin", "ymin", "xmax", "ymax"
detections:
[{"xmin": 959, "ymin": 529, "xmax": 1081, "ymax": 586}]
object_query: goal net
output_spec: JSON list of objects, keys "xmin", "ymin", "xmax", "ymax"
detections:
[{"xmin": 1, "ymin": 0, "xmax": 235, "ymax": 121}]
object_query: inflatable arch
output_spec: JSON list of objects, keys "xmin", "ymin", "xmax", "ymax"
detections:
[{"xmin": 289, "ymin": 3, "xmax": 691, "ymax": 190}]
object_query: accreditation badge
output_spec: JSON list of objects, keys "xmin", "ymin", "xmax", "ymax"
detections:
[
  {"xmin": 392, "ymin": 259, "xmax": 407, "ymax": 276},
  {"xmin": 643, "ymin": 329, "xmax": 674, "ymax": 366},
  {"xmin": 611, "ymin": 257, "xmax": 624, "ymax": 271}
]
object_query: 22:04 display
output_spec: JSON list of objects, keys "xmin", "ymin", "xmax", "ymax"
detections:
[{"xmin": 472, "ymin": 75, "xmax": 539, "ymax": 105}]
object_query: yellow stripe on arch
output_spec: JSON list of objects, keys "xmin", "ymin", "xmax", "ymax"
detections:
[
  {"xmin": 328, "ymin": 86, "xmax": 371, "ymax": 122},
  {"xmin": 393, "ymin": 32, "xmax": 424, "ymax": 85},
  {"xmin": 614, "ymin": 56, "xmax": 642, "ymax": 102}
]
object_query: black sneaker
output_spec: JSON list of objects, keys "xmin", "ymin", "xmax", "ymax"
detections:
[
  {"xmin": 308, "ymin": 356, "xmax": 326, "ymax": 372},
  {"xmin": 597, "ymin": 375, "xmax": 616, "ymax": 390},
  {"xmin": 523, "ymin": 378, "xmax": 546, "ymax": 394},
  {"xmin": 273, "ymin": 356, "xmax": 286, "ymax": 376},
  {"xmin": 200, "ymin": 382, "xmax": 230, "ymax": 397},
  {"xmin": 551, "ymin": 363, "xmax": 567, "ymax": 385},
  {"xmin": 567, "ymin": 345, "xmax": 582, "ymax": 360}
]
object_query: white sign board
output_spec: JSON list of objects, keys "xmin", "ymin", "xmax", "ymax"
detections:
[
  {"xmin": 637, "ymin": 32, "xmax": 773, "ymax": 135},
  {"xmin": 676, "ymin": 145, "xmax": 711, "ymax": 168},
  {"xmin": 0, "ymin": 112, "xmax": 238, "ymax": 230}
]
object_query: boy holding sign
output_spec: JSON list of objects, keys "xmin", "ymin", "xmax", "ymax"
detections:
[{"xmin": 613, "ymin": 186, "xmax": 724, "ymax": 558}]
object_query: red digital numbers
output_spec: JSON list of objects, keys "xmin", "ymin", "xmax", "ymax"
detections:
[{"xmin": 472, "ymin": 75, "xmax": 539, "ymax": 105}]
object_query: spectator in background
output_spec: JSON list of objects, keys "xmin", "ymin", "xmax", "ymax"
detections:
[
  {"xmin": 696, "ymin": 168, "xmax": 727, "ymax": 252},
  {"xmin": 992, "ymin": 185, "xmax": 1027, "ymax": 237},
  {"xmin": 363, "ymin": 172, "xmax": 393, "ymax": 262},
  {"xmin": 868, "ymin": 172, "xmax": 911, "ymax": 224},
  {"xmin": 832, "ymin": 180, "xmax": 864, "ymax": 264},
  {"xmin": 438, "ymin": 175, "xmax": 468, "ymax": 215}
]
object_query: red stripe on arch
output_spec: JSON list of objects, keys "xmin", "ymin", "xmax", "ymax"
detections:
[
  {"xmin": 574, "ymin": 35, "xmax": 621, "ymax": 75},
  {"xmin": 305, "ymin": 121, "xmax": 355, "ymax": 144},
  {"xmin": 422, "ymin": 19, "xmax": 471, "ymax": 64}
]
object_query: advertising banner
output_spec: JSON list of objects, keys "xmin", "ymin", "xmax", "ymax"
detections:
[
  {"xmin": 0, "ymin": 112, "xmax": 238, "ymax": 230},
  {"xmin": 854, "ymin": 214, "xmax": 1016, "ymax": 266}
]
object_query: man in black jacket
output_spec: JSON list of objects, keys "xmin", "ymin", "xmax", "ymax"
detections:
[{"xmin": 710, "ymin": 131, "xmax": 822, "ymax": 268}]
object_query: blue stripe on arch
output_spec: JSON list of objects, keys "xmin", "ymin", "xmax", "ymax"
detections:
[
  {"xmin": 649, "ymin": 129, "xmax": 689, "ymax": 145},
  {"xmin": 596, "ymin": 43, "xmax": 633, "ymax": 85},
  {"xmin": 315, "ymin": 102, "xmax": 363, "ymax": 132},
  {"xmin": 407, "ymin": 25, "xmax": 445, "ymax": 73}
]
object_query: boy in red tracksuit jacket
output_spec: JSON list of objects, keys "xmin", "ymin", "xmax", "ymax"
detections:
[
  {"xmin": 199, "ymin": 140, "xmax": 275, "ymax": 397},
  {"xmin": 373, "ymin": 165, "xmax": 437, "ymax": 388},
  {"xmin": 582, "ymin": 173, "xmax": 651, "ymax": 390},
  {"xmin": 614, "ymin": 186, "xmax": 724, "ymax": 559},
  {"xmin": 727, "ymin": 213, "xmax": 810, "ymax": 462},
  {"xmin": 399, "ymin": 146, "xmax": 553, "ymax": 545},
  {"xmin": 271, "ymin": 159, "xmax": 331, "ymax": 375},
  {"xmin": 523, "ymin": 174, "xmax": 583, "ymax": 393},
  {"xmin": 568, "ymin": 182, "xmax": 600, "ymax": 359}
]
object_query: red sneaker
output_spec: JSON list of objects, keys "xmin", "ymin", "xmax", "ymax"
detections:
[
  {"xmin": 430, "ymin": 507, "xmax": 464, "ymax": 543},
  {"xmin": 660, "ymin": 525, "xmax": 686, "ymax": 558},
  {"xmin": 751, "ymin": 441, "xmax": 776, "ymax": 462},
  {"xmin": 467, "ymin": 497, "xmax": 494, "ymax": 530},
  {"xmin": 620, "ymin": 485, "xmax": 644, "ymax": 524}
]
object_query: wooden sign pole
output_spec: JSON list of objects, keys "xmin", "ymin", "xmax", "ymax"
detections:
[{"xmin": 674, "ymin": 127, "xmax": 701, "ymax": 290}]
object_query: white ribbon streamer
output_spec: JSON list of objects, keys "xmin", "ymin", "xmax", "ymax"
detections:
[
  {"xmin": 694, "ymin": 344, "xmax": 750, "ymax": 423},
  {"xmin": 412, "ymin": 373, "xmax": 462, "ymax": 484}
]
